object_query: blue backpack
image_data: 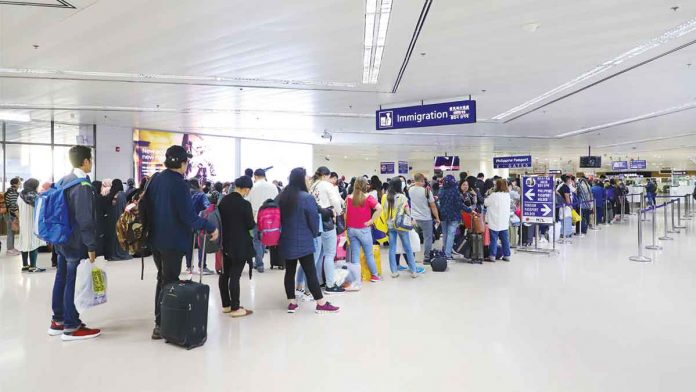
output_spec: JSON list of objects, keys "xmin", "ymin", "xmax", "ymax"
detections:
[{"xmin": 34, "ymin": 178, "xmax": 90, "ymax": 244}]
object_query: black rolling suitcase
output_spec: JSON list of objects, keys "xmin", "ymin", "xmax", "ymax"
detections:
[
  {"xmin": 469, "ymin": 233, "xmax": 484, "ymax": 264},
  {"xmin": 160, "ymin": 232, "xmax": 210, "ymax": 350},
  {"xmin": 269, "ymin": 246, "xmax": 284, "ymax": 270}
]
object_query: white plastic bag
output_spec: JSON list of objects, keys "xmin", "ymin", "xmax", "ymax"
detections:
[
  {"xmin": 74, "ymin": 260, "xmax": 108, "ymax": 313},
  {"xmin": 396, "ymin": 230, "xmax": 421, "ymax": 254}
]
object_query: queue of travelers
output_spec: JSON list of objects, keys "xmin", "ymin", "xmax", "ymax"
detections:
[{"xmin": 3, "ymin": 143, "xmax": 676, "ymax": 343}]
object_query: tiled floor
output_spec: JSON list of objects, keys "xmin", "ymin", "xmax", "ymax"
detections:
[{"xmin": 1, "ymin": 213, "xmax": 695, "ymax": 392}]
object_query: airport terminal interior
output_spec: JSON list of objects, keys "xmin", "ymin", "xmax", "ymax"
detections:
[{"xmin": 1, "ymin": 1, "xmax": 696, "ymax": 391}]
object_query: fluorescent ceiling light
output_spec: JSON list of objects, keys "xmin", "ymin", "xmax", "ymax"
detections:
[
  {"xmin": 492, "ymin": 17, "xmax": 696, "ymax": 120},
  {"xmin": 556, "ymin": 101, "xmax": 696, "ymax": 138},
  {"xmin": 0, "ymin": 111, "xmax": 30, "ymax": 122},
  {"xmin": 363, "ymin": 0, "xmax": 393, "ymax": 84}
]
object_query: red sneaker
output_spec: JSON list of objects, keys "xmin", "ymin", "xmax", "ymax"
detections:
[
  {"xmin": 48, "ymin": 321, "xmax": 63, "ymax": 336},
  {"xmin": 287, "ymin": 303, "xmax": 299, "ymax": 313},
  {"xmin": 61, "ymin": 326, "xmax": 101, "ymax": 341},
  {"xmin": 315, "ymin": 302, "xmax": 340, "ymax": 314}
]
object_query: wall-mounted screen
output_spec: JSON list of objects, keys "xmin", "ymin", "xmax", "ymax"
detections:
[
  {"xmin": 579, "ymin": 156, "xmax": 602, "ymax": 168},
  {"xmin": 434, "ymin": 156, "xmax": 460, "ymax": 171}
]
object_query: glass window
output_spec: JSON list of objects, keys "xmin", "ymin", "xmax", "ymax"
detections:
[
  {"xmin": 54, "ymin": 123, "xmax": 94, "ymax": 146},
  {"xmin": 5, "ymin": 144, "xmax": 53, "ymax": 189},
  {"xmin": 53, "ymin": 146, "xmax": 95, "ymax": 181},
  {"xmin": 240, "ymin": 139, "xmax": 313, "ymax": 184},
  {"xmin": 5, "ymin": 122, "xmax": 51, "ymax": 144}
]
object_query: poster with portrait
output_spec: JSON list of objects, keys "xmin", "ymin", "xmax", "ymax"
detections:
[{"xmin": 133, "ymin": 129, "xmax": 236, "ymax": 184}]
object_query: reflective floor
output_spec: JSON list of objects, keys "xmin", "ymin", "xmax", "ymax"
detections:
[{"xmin": 1, "ymin": 213, "xmax": 695, "ymax": 392}]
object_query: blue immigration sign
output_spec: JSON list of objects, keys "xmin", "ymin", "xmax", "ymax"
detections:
[
  {"xmin": 493, "ymin": 155, "xmax": 532, "ymax": 169},
  {"xmin": 521, "ymin": 175, "xmax": 555, "ymax": 224},
  {"xmin": 376, "ymin": 100, "xmax": 476, "ymax": 130}
]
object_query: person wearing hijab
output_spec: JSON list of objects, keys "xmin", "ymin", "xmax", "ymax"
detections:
[
  {"xmin": 18, "ymin": 178, "xmax": 46, "ymax": 272},
  {"xmin": 104, "ymin": 179, "xmax": 132, "ymax": 261}
]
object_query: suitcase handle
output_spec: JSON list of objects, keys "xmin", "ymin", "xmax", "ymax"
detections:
[{"xmin": 192, "ymin": 230, "xmax": 208, "ymax": 284}]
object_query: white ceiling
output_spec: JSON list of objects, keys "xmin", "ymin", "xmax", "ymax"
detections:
[{"xmin": 1, "ymin": 0, "xmax": 696, "ymax": 168}]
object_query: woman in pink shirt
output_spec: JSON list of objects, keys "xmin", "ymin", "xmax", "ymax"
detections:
[{"xmin": 345, "ymin": 177, "xmax": 383, "ymax": 282}]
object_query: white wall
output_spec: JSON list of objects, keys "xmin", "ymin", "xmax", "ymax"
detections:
[{"xmin": 96, "ymin": 126, "xmax": 133, "ymax": 181}]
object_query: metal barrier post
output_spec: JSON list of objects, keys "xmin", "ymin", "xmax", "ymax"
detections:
[
  {"xmin": 641, "ymin": 193, "xmax": 648, "ymax": 222},
  {"xmin": 659, "ymin": 201, "xmax": 673, "ymax": 241},
  {"xmin": 630, "ymin": 208, "xmax": 652, "ymax": 262},
  {"xmin": 645, "ymin": 205, "xmax": 663, "ymax": 250},
  {"xmin": 605, "ymin": 198, "xmax": 611, "ymax": 225},
  {"xmin": 682, "ymin": 195, "xmax": 692, "ymax": 220},
  {"xmin": 620, "ymin": 195, "xmax": 627, "ymax": 221},
  {"xmin": 675, "ymin": 199, "xmax": 687, "ymax": 229},
  {"xmin": 669, "ymin": 200, "xmax": 679, "ymax": 234},
  {"xmin": 589, "ymin": 198, "xmax": 600, "ymax": 231}
]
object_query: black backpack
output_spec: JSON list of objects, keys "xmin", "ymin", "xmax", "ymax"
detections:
[{"xmin": 431, "ymin": 256, "xmax": 447, "ymax": 272}]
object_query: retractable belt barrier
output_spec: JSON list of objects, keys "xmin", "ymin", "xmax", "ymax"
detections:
[{"xmin": 630, "ymin": 194, "xmax": 689, "ymax": 262}]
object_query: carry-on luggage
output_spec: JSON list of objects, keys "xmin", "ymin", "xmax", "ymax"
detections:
[
  {"xmin": 509, "ymin": 226, "xmax": 519, "ymax": 248},
  {"xmin": 470, "ymin": 233, "xmax": 484, "ymax": 263},
  {"xmin": 431, "ymin": 257, "xmax": 447, "ymax": 272},
  {"xmin": 160, "ymin": 232, "xmax": 210, "ymax": 350},
  {"xmin": 269, "ymin": 246, "xmax": 284, "ymax": 270}
]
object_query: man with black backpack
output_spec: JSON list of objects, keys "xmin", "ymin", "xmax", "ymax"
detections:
[
  {"xmin": 145, "ymin": 145, "xmax": 218, "ymax": 340},
  {"xmin": 47, "ymin": 146, "xmax": 101, "ymax": 341}
]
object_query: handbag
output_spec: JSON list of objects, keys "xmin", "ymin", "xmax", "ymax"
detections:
[
  {"xmin": 335, "ymin": 215, "xmax": 346, "ymax": 235},
  {"xmin": 395, "ymin": 198, "xmax": 414, "ymax": 231},
  {"xmin": 571, "ymin": 209, "xmax": 581, "ymax": 224},
  {"xmin": 471, "ymin": 213, "xmax": 485, "ymax": 234},
  {"xmin": 462, "ymin": 212, "xmax": 473, "ymax": 229},
  {"xmin": 11, "ymin": 216, "xmax": 19, "ymax": 233}
]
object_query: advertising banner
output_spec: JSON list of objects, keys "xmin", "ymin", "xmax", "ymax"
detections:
[
  {"xmin": 380, "ymin": 162, "xmax": 395, "ymax": 175},
  {"xmin": 611, "ymin": 161, "xmax": 628, "ymax": 171},
  {"xmin": 376, "ymin": 100, "xmax": 476, "ymax": 130},
  {"xmin": 133, "ymin": 129, "xmax": 236, "ymax": 184},
  {"xmin": 521, "ymin": 176, "xmax": 555, "ymax": 224},
  {"xmin": 398, "ymin": 161, "xmax": 409, "ymax": 174},
  {"xmin": 493, "ymin": 155, "xmax": 532, "ymax": 169},
  {"xmin": 629, "ymin": 160, "xmax": 647, "ymax": 170}
]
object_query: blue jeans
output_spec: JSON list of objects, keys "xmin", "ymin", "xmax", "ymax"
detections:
[
  {"xmin": 348, "ymin": 227, "xmax": 377, "ymax": 275},
  {"xmin": 388, "ymin": 229, "xmax": 416, "ymax": 273},
  {"xmin": 51, "ymin": 253, "xmax": 81, "ymax": 330},
  {"xmin": 489, "ymin": 229, "xmax": 511, "ymax": 259},
  {"xmin": 252, "ymin": 227, "xmax": 265, "ymax": 269},
  {"xmin": 297, "ymin": 228, "xmax": 337, "ymax": 287},
  {"xmin": 441, "ymin": 220, "xmax": 459, "ymax": 258}
]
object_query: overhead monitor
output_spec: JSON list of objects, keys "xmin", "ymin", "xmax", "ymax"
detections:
[
  {"xmin": 434, "ymin": 156, "xmax": 460, "ymax": 171},
  {"xmin": 579, "ymin": 156, "xmax": 602, "ymax": 168}
]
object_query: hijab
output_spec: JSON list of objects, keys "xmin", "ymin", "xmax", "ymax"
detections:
[{"xmin": 20, "ymin": 178, "xmax": 40, "ymax": 206}]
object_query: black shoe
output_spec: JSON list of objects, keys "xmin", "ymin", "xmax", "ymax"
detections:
[
  {"xmin": 324, "ymin": 285, "xmax": 345, "ymax": 294},
  {"xmin": 21, "ymin": 266, "xmax": 30, "ymax": 272},
  {"xmin": 151, "ymin": 326, "xmax": 162, "ymax": 340}
]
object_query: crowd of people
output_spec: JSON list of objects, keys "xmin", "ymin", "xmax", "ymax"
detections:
[{"xmin": 3, "ymin": 143, "xmax": 679, "ymax": 342}]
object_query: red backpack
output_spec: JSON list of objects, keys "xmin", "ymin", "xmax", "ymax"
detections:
[{"xmin": 257, "ymin": 199, "xmax": 281, "ymax": 246}]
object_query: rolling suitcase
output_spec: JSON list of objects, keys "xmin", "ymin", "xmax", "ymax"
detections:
[
  {"xmin": 214, "ymin": 250, "xmax": 222, "ymax": 274},
  {"xmin": 269, "ymin": 246, "xmax": 284, "ymax": 270},
  {"xmin": 160, "ymin": 232, "xmax": 210, "ymax": 350}
]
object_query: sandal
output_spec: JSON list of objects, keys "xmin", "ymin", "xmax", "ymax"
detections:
[{"xmin": 229, "ymin": 308, "xmax": 253, "ymax": 318}]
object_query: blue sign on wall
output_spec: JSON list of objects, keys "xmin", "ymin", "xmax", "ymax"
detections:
[
  {"xmin": 493, "ymin": 155, "xmax": 532, "ymax": 169},
  {"xmin": 612, "ymin": 161, "xmax": 628, "ymax": 171},
  {"xmin": 376, "ymin": 100, "xmax": 476, "ymax": 130},
  {"xmin": 629, "ymin": 160, "xmax": 647, "ymax": 170},
  {"xmin": 380, "ymin": 162, "xmax": 395, "ymax": 175},
  {"xmin": 398, "ymin": 161, "xmax": 409, "ymax": 174},
  {"xmin": 521, "ymin": 176, "xmax": 555, "ymax": 224}
]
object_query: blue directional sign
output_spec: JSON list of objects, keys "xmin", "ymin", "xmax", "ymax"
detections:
[
  {"xmin": 493, "ymin": 155, "xmax": 532, "ymax": 169},
  {"xmin": 521, "ymin": 175, "xmax": 555, "ymax": 224},
  {"xmin": 376, "ymin": 100, "xmax": 476, "ymax": 130},
  {"xmin": 629, "ymin": 160, "xmax": 647, "ymax": 170},
  {"xmin": 612, "ymin": 161, "xmax": 628, "ymax": 171}
]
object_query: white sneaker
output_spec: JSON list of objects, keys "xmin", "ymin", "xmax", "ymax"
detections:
[
  {"xmin": 391, "ymin": 273, "xmax": 400, "ymax": 278},
  {"xmin": 538, "ymin": 238, "xmax": 549, "ymax": 244}
]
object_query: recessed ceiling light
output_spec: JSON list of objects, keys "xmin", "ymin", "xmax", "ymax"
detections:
[
  {"xmin": 493, "ymin": 17, "xmax": 696, "ymax": 120},
  {"xmin": 521, "ymin": 22, "xmax": 541, "ymax": 32}
]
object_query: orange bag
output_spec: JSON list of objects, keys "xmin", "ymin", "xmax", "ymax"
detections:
[
  {"xmin": 471, "ymin": 213, "xmax": 485, "ymax": 234},
  {"xmin": 462, "ymin": 212, "xmax": 473, "ymax": 229},
  {"xmin": 483, "ymin": 225, "xmax": 490, "ymax": 246}
]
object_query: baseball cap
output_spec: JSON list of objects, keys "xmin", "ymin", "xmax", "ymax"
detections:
[
  {"xmin": 254, "ymin": 168, "xmax": 266, "ymax": 177},
  {"xmin": 165, "ymin": 145, "xmax": 192, "ymax": 165}
]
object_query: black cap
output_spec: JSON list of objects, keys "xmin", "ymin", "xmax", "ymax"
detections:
[
  {"xmin": 254, "ymin": 168, "xmax": 266, "ymax": 177},
  {"xmin": 234, "ymin": 176, "xmax": 253, "ymax": 189},
  {"xmin": 165, "ymin": 145, "xmax": 192, "ymax": 165}
]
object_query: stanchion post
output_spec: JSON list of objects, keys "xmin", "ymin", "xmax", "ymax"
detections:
[
  {"xmin": 629, "ymin": 207, "xmax": 652, "ymax": 262},
  {"xmin": 590, "ymin": 198, "xmax": 600, "ymax": 231},
  {"xmin": 646, "ymin": 205, "xmax": 663, "ymax": 250},
  {"xmin": 682, "ymin": 195, "xmax": 692, "ymax": 220},
  {"xmin": 641, "ymin": 193, "xmax": 648, "ymax": 222},
  {"xmin": 620, "ymin": 195, "xmax": 626, "ymax": 221},
  {"xmin": 669, "ymin": 200, "xmax": 679, "ymax": 234},
  {"xmin": 659, "ymin": 201, "xmax": 673, "ymax": 241},
  {"xmin": 675, "ymin": 199, "xmax": 687, "ymax": 229}
]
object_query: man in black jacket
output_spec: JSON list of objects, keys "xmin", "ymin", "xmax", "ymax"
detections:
[
  {"xmin": 48, "ymin": 146, "xmax": 101, "ymax": 341},
  {"xmin": 146, "ymin": 145, "xmax": 218, "ymax": 340}
]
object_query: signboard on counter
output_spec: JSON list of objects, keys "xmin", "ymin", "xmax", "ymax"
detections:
[
  {"xmin": 611, "ymin": 161, "xmax": 628, "ymax": 171},
  {"xmin": 494, "ymin": 155, "xmax": 532, "ymax": 169},
  {"xmin": 376, "ymin": 100, "xmax": 476, "ymax": 130},
  {"xmin": 521, "ymin": 176, "xmax": 555, "ymax": 224},
  {"xmin": 629, "ymin": 160, "xmax": 647, "ymax": 170},
  {"xmin": 548, "ymin": 169, "xmax": 562, "ymax": 175},
  {"xmin": 380, "ymin": 162, "xmax": 395, "ymax": 175},
  {"xmin": 672, "ymin": 170, "xmax": 687, "ymax": 176}
]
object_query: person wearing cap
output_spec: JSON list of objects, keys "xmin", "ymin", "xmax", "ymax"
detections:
[
  {"xmin": 246, "ymin": 168, "xmax": 279, "ymax": 273},
  {"xmin": 217, "ymin": 176, "xmax": 255, "ymax": 318},
  {"xmin": 145, "ymin": 145, "xmax": 219, "ymax": 340}
]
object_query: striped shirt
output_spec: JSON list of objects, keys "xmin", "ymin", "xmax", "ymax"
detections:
[{"xmin": 5, "ymin": 187, "xmax": 19, "ymax": 215}]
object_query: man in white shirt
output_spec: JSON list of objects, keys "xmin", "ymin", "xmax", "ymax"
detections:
[{"xmin": 247, "ymin": 169, "xmax": 279, "ymax": 273}]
